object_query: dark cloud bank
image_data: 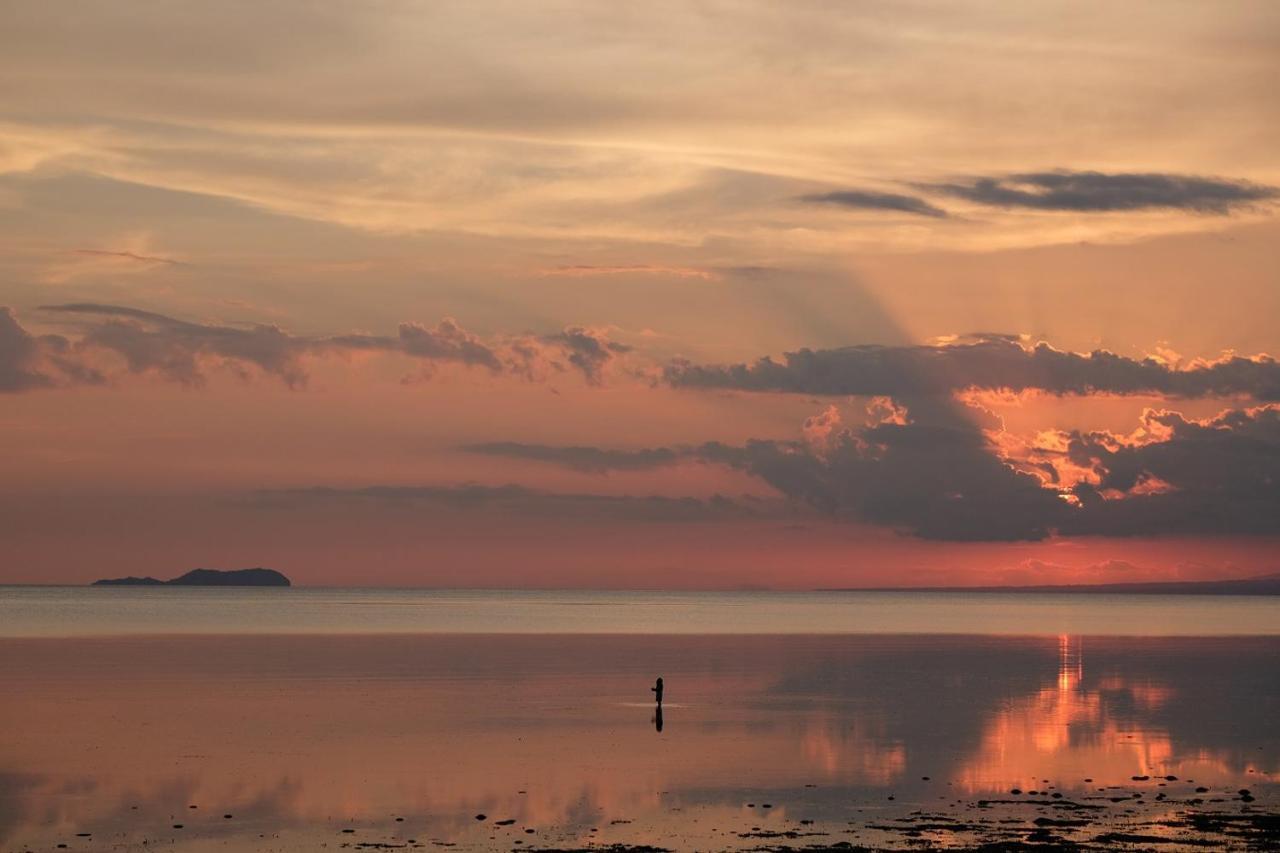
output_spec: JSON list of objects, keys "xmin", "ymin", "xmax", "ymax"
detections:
[
  {"xmin": 930, "ymin": 171, "xmax": 1277, "ymax": 213},
  {"xmin": 467, "ymin": 400, "xmax": 1280, "ymax": 542},
  {"xmin": 665, "ymin": 335, "xmax": 1280, "ymax": 400},
  {"xmin": 3, "ymin": 304, "xmax": 629, "ymax": 390},
  {"xmin": 800, "ymin": 170, "xmax": 1276, "ymax": 219},
  {"xmin": 799, "ymin": 189, "xmax": 948, "ymax": 218},
  {"xmin": 470, "ymin": 335, "xmax": 1280, "ymax": 541}
]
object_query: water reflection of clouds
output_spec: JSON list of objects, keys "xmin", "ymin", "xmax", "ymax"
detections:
[
  {"xmin": 766, "ymin": 635, "xmax": 1279, "ymax": 793},
  {"xmin": 0, "ymin": 771, "xmax": 44, "ymax": 843},
  {"xmin": 799, "ymin": 713, "xmax": 905, "ymax": 783},
  {"xmin": 0, "ymin": 770, "xmax": 306, "ymax": 846},
  {"xmin": 953, "ymin": 635, "xmax": 1207, "ymax": 791},
  {"xmin": 1, "ymin": 635, "xmax": 1276, "ymax": 848}
]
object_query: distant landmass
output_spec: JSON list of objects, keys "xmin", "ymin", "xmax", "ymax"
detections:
[
  {"xmin": 92, "ymin": 568, "xmax": 291, "ymax": 587},
  {"xmin": 822, "ymin": 573, "xmax": 1280, "ymax": 596}
]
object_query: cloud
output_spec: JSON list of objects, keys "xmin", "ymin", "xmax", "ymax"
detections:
[
  {"xmin": 1062, "ymin": 405, "xmax": 1280, "ymax": 536},
  {"xmin": 799, "ymin": 189, "xmax": 948, "ymax": 218},
  {"xmin": 701, "ymin": 401, "xmax": 1066, "ymax": 541},
  {"xmin": 463, "ymin": 442, "xmax": 682, "ymax": 474},
  {"xmin": 464, "ymin": 400, "xmax": 1064, "ymax": 541},
  {"xmin": 929, "ymin": 170, "xmax": 1277, "ymax": 214},
  {"xmin": 0, "ymin": 307, "xmax": 105, "ymax": 392},
  {"xmin": 665, "ymin": 336, "xmax": 1280, "ymax": 400},
  {"xmin": 537, "ymin": 265, "xmax": 719, "ymax": 280},
  {"xmin": 466, "ymin": 400, "xmax": 1280, "ymax": 542},
  {"xmin": 4, "ymin": 3, "xmax": 1278, "ymax": 255},
  {"xmin": 41, "ymin": 302, "xmax": 312, "ymax": 387},
  {"xmin": 254, "ymin": 482, "xmax": 759, "ymax": 523},
  {"xmin": 73, "ymin": 248, "xmax": 181, "ymax": 265},
  {"xmin": 0, "ymin": 307, "xmax": 56, "ymax": 392},
  {"xmin": 31, "ymin": 303, "xmax": 630, "ymax": 388},
  {"xmin": 993, "ymin": 558, "xmax": 1160, "ymax": 587},
  {"xmin": 393, "ymin": 319, "xmax": 505, "ymax": 372},
  {"xmin": 540, "ymin": 327, "xmax": 631, "ymax": 385}
]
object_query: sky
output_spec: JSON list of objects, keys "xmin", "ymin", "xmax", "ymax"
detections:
[{"xmin": 2, "ymin": 0, "xmax": 1279, "ymax": 587}]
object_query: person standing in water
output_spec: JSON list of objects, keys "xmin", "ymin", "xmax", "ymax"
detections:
[{"xmin": 651, "ymin": 676, "xmax": 665, "ymax": 732}]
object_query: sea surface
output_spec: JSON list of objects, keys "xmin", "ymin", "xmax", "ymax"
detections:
[
  {"xmin": 3, "ymin": 586, "xmax": 1280, "ymax": 636},
  {"xmin": 2, "ymin": 588, "xmax": 1277, "ymax": 851}
]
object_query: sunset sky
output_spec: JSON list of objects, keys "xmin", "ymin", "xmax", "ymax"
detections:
[{"xmin": 2, "ymin": 1, "xmax": 1279, "ymax": 587}]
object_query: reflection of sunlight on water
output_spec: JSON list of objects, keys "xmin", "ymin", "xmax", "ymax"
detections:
[
  {"xmin": 954, "ymin": 635, "xmax": 1234, "ymax": 792},
  {"xmin": 1057, "ymin": 633, "xmax": 1081, "ymax": 692}
]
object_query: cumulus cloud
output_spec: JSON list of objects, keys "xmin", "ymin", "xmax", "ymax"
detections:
[
  {"xmin": 464, "ymin": 400, "xmax": 1062, "ymax": 541},
  {"xmin": 0, "ymin": 307, "xmax": 54, "ymax": 392},
  {"xmin": 665, "ymin": 336, "xmax": 1280, "ymax": 400},
  {"xmin": 27, "ymin": 304, "xmax": 629, "ymax": 389},
  {"xmin": 1061, "ymin": 405, "xmax": 1280, "ymax": 536},
  {"xmin": 704, "ymin": 401, "xmax": 1065, "ymax": 541},
  {"xmin": 41, "ymin": 302, "xmax": 312, "ymax": 387},
  {"xmin": 929, "ymin": 170, "xmax": 1277, "ymax": 213},
  {"xmin": 799, "ymin": 189, "xmax": 948, "ymax": 218},
  {"xmin": 394, "ymin": 319, "xmax": 505, "ymax": 371},
  {"xmin": 468, "ymin": 409, "xmax": 1055, "ymax": 539},
  {"xmin": 467, "ymin": 400, "xmax": 1280, "ymax": 541},
  {"xmin": 0, "ymin": 307, "xmax": 105, "ymax": 392},
  {"xmin": 541, "ymin": 327, "xmax": 631, "ymax": 385}
]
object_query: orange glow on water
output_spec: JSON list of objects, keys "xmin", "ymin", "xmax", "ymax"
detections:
[{"xmin": 952, "ymin": 635, "xmax": 1241, "ymax": 792}]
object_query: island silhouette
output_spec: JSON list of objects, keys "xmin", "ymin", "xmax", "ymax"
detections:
[{"xmin": 92, "ymin": 568, "xmax": 291, "ymax": 587}]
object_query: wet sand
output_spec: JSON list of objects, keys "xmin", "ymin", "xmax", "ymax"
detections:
[{"xmin": 2, "ymin": 634, "xmax": 1276, "ymax": 851}]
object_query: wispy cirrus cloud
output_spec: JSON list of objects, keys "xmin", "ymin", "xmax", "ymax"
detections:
[
  {"xmin": 799, "ymin": 189, "xmax": 948, "ymax": 218},
  {"xmin": 72, "ymin": 248, "xmax": 182, "ymax": 265},
  {"xmin": 36, "ymin": 232, "xmax": 186, "ymax": 284},
  {"xmin": 537, "ymin": 265, "xmax": 720, "ymax": 280}
]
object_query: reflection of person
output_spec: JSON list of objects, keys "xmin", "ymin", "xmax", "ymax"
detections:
[
  {"xmin": 651, "ymin": 676, "xmax": 664, "ymax": 704},
  {"xmin": 653, "ymin": 703, "xmax": 664, "ymax": 733}
]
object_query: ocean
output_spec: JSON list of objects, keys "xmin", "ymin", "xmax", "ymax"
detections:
[
  {"xmin": 3, "ymin": 585, "xmax": 1279, "ymax": 636},
  {"xmin": 2, "ymin": 587, "xmax": 1277, "ymax": 850}
]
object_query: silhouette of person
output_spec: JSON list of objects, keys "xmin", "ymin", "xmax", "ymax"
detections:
[
  {"xmin": 651, "ymin": 676, "xmax": 664, "ymax": 704},
  {"xmin": 653, "ymin": 703, "xmax": 664, "ymax": 733}
]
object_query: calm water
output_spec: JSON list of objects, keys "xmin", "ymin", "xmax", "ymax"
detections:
[
  {"xmin": 2, "ymin": 586, "xmax": 1279, "ymax": 636},
  {"xmin": 2, "ymin": 589, "xmax": 1277, "ymax": 850}
]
